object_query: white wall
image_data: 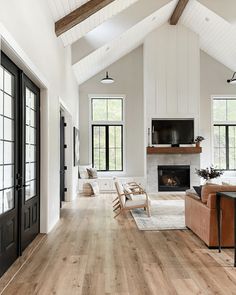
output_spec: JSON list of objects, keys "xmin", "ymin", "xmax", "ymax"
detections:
[
  {"xmin": 144, "ymin": 24, "xmax": 200, "ymax": 139},
  {"xmin": 0, "ymin": 0, "xmax": 79, "ymax": 233},
  {"xmin": 79, "ymin": 46, "xmax": 144, "ymax": 177},
  {"xmin": 200, "ymin": 50, "xmax": 236, "ymax": 167}
]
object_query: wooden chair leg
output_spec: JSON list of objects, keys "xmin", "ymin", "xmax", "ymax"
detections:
[
  {"xmin": 114, "ymin": 209, "xmax": 122, "ymax": 218},
  {"xmin": 112, "ymin": 197, "xmax": 118, "ymax": 203},
  {"xmin": 113, "ymin": 204, "xmax": 120, "ymax": 211},
  {"xmin": 147, "ymin": 204, "xmax": 151, "ymax": 217},
  {"xmin": 113, "ymin": 201, "xmax": 120, "ymax": 207}
]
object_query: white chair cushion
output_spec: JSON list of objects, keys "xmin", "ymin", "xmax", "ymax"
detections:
[
  {"xmin": 125, "ymin": 198, "xmax": 147, "ymax": 208},
  {"xmin": 123, "ymin": 184, "xmax": 133, "ymax": 200},
  {"xmin": 132, "ymin": 194, "xmax": 147, "ymax": 201}
]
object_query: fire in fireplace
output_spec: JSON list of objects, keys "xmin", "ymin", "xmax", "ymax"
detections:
[{"xmin": 158, "ymin": 165, "xmax": 190, "ymax": 192}]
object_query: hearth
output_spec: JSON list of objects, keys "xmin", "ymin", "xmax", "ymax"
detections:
[{"xmin": 158, "ymin": 165, "xmax": 190, "ymax": 192}]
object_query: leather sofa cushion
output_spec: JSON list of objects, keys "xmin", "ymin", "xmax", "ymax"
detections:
[
  {"xmin": 186, "ymin": 189, "xmax": 200, "ymax": 200},
  {"xmin": 201, "ymin": 184, "xmax": 236, "ymax": 204}
]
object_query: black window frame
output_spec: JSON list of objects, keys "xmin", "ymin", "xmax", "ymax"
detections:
[
  {"xmin": 92, "ymin": 124, "xmax": 123, "ymax": 172},
  {"xmin": 214, "ymin": 124, "xmax": 236, "ymax": 171}
]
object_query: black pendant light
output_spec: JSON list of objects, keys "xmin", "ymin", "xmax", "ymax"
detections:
[
  {"xmin": 101, "ymin": 71, "xmax": 114, "ymax": 84},
  {"xmin": 227, "ymin": 72, "xmax": 236, "ymax": 84}
]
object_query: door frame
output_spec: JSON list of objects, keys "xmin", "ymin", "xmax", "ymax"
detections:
[
  {"xmin": 59, "ymin": 101, "xmax": 73, "ymax": 202},
  {"xmin": 60, "ymin": 113, "xmax": 65, "ymax": 207}
]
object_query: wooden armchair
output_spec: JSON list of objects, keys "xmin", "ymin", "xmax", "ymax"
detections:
[{"xmin": 113, "ymin": 180, "xmax": 151, "ymax": 218}]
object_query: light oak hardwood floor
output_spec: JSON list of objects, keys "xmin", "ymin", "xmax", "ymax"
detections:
[{"xmin": 1, "ymin": 193, "xmax": 236, "ymax": 295}]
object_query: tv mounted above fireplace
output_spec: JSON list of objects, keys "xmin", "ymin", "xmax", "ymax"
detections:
[{"xmin": 152, "ymin": 119, "xmax": 194, "ymax": 145}]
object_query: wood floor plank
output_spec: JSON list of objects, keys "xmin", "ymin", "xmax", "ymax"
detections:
[{"xmin": 1, "ymin": 193, "xmax": 236, "ymax": 295}]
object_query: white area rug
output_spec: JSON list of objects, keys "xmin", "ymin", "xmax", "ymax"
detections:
[{"xmin": 131, "ymin": 200, "xmax": 186, "ymax": 231}]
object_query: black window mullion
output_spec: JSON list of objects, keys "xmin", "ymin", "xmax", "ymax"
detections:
[
  {"xmin": 106, "ymin": 125, "xmax": 109, "ymax": 171},
  {"xmin": 225, "ymin": 126, "xmax": 229, "ymax": 170},
  {"xmin": 226, "ymin": 125, "xmax": 229, "ymax": 170}
]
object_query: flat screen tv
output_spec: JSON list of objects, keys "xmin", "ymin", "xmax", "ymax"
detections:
[{"xmin": 152, "ymin": 119, "xmax": 194, "ymax": 145}]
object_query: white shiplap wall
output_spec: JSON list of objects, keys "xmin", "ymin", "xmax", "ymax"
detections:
[{"xmin": 144, "ymin": 24, "xmax": 200, "ymax": 137}]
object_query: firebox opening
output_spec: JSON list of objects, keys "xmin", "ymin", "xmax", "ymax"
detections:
[{"xmin": 158, "ymin": 165, "xmax": 190, "ymax": 192}]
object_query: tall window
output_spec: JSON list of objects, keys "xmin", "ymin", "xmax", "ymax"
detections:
[
  {"xmin": 213, "ymin": 98, "xmax": 236, "ymax": 170},
  {"xmin": 91, "ymin": 98, "xmax": 124, "ymax": 171}
]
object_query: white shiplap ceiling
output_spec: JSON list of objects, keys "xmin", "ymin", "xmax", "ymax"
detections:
[
  {"xmin": 48, "ymin": 0, "xmax": 139, "ymax": 46},
  {"xmin": 181, "ymin": 0, "xmax": 236, "ymax": 72}
]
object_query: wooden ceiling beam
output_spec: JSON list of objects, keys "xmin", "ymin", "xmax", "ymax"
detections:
[
  {"xmin": 169, "ymin": 0, "xmax": 189, "ymax": 25},
  {"xmin": 55, "ymin": 0, "xmax": 115, "ymax": 37}
]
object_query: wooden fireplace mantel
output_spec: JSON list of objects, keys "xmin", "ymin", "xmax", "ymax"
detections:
[{"xmin": 147, "ymin": 146, "xmax": 202, "ymax": 154}]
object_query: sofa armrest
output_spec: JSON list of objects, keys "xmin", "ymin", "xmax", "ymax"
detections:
[{"xmin": 206, "ymin": 193, "xmax": 216, "ymax": 209}]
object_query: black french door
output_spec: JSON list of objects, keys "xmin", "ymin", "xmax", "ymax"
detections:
[
  {"xmin": 0, "ymin": 52, "xmax": 40, "ymax": 276},
  {"xmin": 20, "ymin": 75, "xmax": 40, "ymax": 252},
  {"xmin": 0, "ymin": 52, "xmax": 20, "ymax": 277}
]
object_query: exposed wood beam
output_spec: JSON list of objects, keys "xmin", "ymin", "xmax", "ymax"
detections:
[
  {"xmin": 55, "ymin": 0, "xmax": 115, "ymax": 37},
  {"xmin": 169, "ymin": 0, "xmax": 189, "ymax": 25}
]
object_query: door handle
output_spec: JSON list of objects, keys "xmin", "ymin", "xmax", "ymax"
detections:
[
  {"xmin": 16, "ymin": 184, "xmax": 30, "ymax": 190},
  {"xmin": 16, "ymin": 184, "xmax": 23, "ymax": 191}
]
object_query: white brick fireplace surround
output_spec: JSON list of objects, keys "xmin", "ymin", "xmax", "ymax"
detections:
[{"xmin": 147, "ymin": 154, "xmax": 200, "ymax": 193}]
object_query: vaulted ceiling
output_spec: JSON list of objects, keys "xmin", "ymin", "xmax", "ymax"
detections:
[
  {"xmin": 48, "ymin": 0, "xmax": 139, "ymax": 46},
  {"xmin": 48, "ymin": 0, "xmax": 236, "ymax": 85}
]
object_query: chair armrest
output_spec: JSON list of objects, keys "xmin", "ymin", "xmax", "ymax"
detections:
[{"xmin": 127, "ymin": 182, "xmax": 138, "ymax": 185}]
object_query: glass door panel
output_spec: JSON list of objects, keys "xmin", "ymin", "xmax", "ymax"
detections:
[
  {"xmin": 0, "ymin": 65, "xmax": 15, "ymax": 215},
  {"xmin": 25, "ymin": 88, "xmax": 37, "ymax": 201}
]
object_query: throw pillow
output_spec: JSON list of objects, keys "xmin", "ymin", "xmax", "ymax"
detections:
[
  {"xmin": 87, "ymin": 168, "xmax": 98, "ymax": 179},
  {"xmin": 79, "ymin": 165, "xmax": 92, "ymax": 179},
  {"xmin": 193, "ymin": 185, "xmax": 202, "ymax": 199}
]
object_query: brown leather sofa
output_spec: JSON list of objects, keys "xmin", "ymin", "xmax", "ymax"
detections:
[{"xmin": 185, "ymin": 184, "xmax": 236, "ymax": 247}]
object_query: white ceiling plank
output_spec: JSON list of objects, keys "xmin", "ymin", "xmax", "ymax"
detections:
[{"xmin": 49, "ymin": 0, "xmax": 139, "ymax": 45}]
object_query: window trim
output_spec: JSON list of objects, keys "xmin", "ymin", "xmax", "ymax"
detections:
[
  {"xmin": 89, "ymin": 95, "xmax": 126, "ymax": 174},
  {"xmin": 212, "ymin": 95, "xmax": 236, "ymax": 171}
]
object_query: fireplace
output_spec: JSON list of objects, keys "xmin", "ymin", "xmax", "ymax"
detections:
[{"xmin": 158, "ymin": 165, "xmax": 190, "ymax": 192}]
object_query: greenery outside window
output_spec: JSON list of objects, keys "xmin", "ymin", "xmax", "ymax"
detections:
[
  {"xmin": 213, "ymin": 98, "xmax": 236, "ymax": 170},
  {"xmin": 91, "ymin": 98, "xmax": 124, "ymax": 171}
]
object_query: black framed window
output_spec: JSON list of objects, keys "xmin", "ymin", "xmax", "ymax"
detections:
[
  {"xmin": 91, "ymin": 98, "xmax": 124, "ymax": 171},
  {"xmin": 213, "ymin": 98, "xmax": 236, "ymax": 170}
]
